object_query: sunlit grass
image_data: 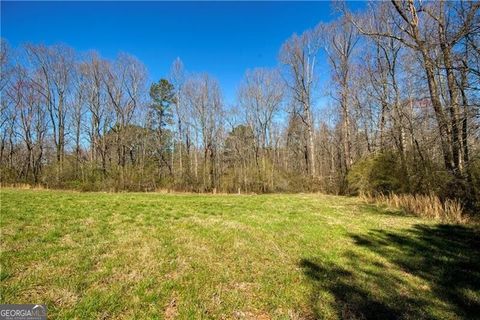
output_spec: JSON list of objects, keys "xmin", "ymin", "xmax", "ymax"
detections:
[{"xmin": 1, "ymin": 189, "xmax": 478, "ymax": 319}]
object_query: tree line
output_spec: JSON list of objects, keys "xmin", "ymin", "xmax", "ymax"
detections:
[{"xmin": 1, "ymin": 1, "xmax": 479, "ymax": 209}]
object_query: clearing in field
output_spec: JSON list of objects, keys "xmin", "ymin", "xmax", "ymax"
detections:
[{"xmin": 1, "ymin": 189, "xmax": 479, "ymax": 319}]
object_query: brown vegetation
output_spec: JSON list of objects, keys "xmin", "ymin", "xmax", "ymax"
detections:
[{"xmin": 361, "ymin": 192, "xmax": 467, "ymax": 224}]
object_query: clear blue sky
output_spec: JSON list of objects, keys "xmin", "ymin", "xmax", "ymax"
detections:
[{"xmin": 1, "ymin": 1, "xmax": 364, "ymax": 104}]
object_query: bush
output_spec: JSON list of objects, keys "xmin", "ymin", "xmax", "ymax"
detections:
[
  {"xmin": 347, "ymin": 151, "xmax": 405, "ymax": 195},
  {"xmin": 463, "ymin": 156, "xmax": 480, "ymax": 212}
]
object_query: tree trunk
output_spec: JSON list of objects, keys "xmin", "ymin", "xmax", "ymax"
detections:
[
  {"xmin": 422, "ymin": 52, "xmax": 454, "ymax": 173},
  {"xmin": 304, "ymin": 104, "xmax": 316, "ymax": 177}
]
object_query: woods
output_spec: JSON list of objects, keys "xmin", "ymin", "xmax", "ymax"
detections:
[{"xmin": 1, "ymin": 1, "xmax": 479, "ymax": 210}]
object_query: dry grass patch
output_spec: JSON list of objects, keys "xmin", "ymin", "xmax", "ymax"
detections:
[{"xmin": 362, "ymin": 193, "xmax": 467, "ymax": 224}]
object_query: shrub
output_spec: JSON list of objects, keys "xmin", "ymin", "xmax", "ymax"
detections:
[{"xmin": 348, "ymin": 151, "xmax": 405, "ymax": 195}]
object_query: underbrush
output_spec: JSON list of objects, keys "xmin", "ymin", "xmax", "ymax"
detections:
[{"xmin": 361, "ymin": 192, "xmax": 467, "ymax": 224}]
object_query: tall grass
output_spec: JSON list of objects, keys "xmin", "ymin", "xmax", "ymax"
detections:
[
  {"xmin": 0, "ymin": 183, "xmax": 47, "ymax": 190},
  {"xmin": 361, "ymin": 193, "xmax": 467, "ymax": 224}
]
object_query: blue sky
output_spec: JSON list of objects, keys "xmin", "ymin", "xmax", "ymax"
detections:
[{"xmin": 1, "ymin": 1, "xmax": 364, "ymax": 105}]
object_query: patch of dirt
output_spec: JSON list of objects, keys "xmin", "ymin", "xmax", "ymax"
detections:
[
  {"xmin": 83, "ymin": 217, "xmax": 95, "ymax": 226},
  {"xmin": 50, "ymin": 288, "xmax": 79, "ymax": 308},
  {"xmin": 164, "ymin": 296, "xmax": 178, "ymax": 320},
  {"xmin": 60, "ymin": 234, "xmax": 78, "ymax": 247},
  {"xmin": 233, "ymin": 310, "xmax": 271, "ymax": 320}
]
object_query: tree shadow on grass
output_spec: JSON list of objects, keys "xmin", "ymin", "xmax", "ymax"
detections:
[
  {"xmin": 300, "ymin": 224, "xmax": 480, "ymax": 319},
  {"xmin": 356, "ymin": 203, "xmax": 410, "ymax": 218}
]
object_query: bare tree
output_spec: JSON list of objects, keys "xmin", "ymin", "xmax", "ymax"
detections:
[
  {"xmin": 238, "ymin": 67, "xmax": 284, "ymax": 189},
  {"xmin": 26, "ymin": 44, "xmax": 76, "ymax": 171},
  {"xmin": 347, "ymin": 0, "xmax": 479, "ymax": 179},
  {"xmin": 81, "ymin": 52, "xmax": 111, "ymax": 174},
  {"xmin": 320, "ymin": 17, "xmax": 359, "ymax": 172},
  {"xmin": 103, "ymin": 53, "xmax": 147, "ymax": 187},
  {"xmin": 280, "ymin": 28, "xmax": 320, "ymax": 177},
  {"xmin": 184, "ymin": 74, "xmax": 223, "ymax": 191},
  {"xmin": 169, "ymin": 57, "xmax": 186, "ymax": 180}
]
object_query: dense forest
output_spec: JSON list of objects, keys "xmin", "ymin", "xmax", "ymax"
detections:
[{"xmin": 1, "ymin": 1, "xmax": 479, "ymax": 210}]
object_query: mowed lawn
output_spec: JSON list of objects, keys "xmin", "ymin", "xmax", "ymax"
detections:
[{"xmin": 1, "ymin": 189, "xmax": 479, "ymax": 319}]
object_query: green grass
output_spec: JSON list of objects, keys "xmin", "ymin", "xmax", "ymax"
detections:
[{"xmin": 1, "ymin": 189, "xmax": 479, "ymax": 319}]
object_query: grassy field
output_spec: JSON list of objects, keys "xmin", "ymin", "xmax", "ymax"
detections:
[{"xmin": 0, "ymin": 189, "xmax": 479, "ymax": 319}]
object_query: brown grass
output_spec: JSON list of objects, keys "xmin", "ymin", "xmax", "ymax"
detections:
[
  {"xmin": 0, "ymin": 183, "xmax": 47, "ymax": 190},
  {"xmin": 361, "ymin": 193, "xmax": 467, "ymax": 224}
]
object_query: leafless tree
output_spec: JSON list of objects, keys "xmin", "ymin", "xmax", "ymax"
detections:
[
  {"xmin": 184, "ymin": 74, "xmax": 223, "ymax": 191},
  {"xmin": 320, "ymin": 17, "xmax": 359, "ymax": 172},
  {"xmin": 238, "ymin": 67, "xmax": 284, "ymax": 189},
  {"xmin": 169, "ymin": 57, "xmax": 186, "ymax": 180},
  {"xmin": 26, "ymin": 44, "xmax": 76, "ymax": 171},
  {"xmin": 280, "ymin": 28, "xmax": 321, "ymax": 177}
]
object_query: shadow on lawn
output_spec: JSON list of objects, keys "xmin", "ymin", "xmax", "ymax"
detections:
[
  {"xmin": 357, "ymin": 203, "xmax": 410, "ymax": 217},
  {"xmin": 300, "ymin": 224, "xmax": 480, "ymax": 319}
]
